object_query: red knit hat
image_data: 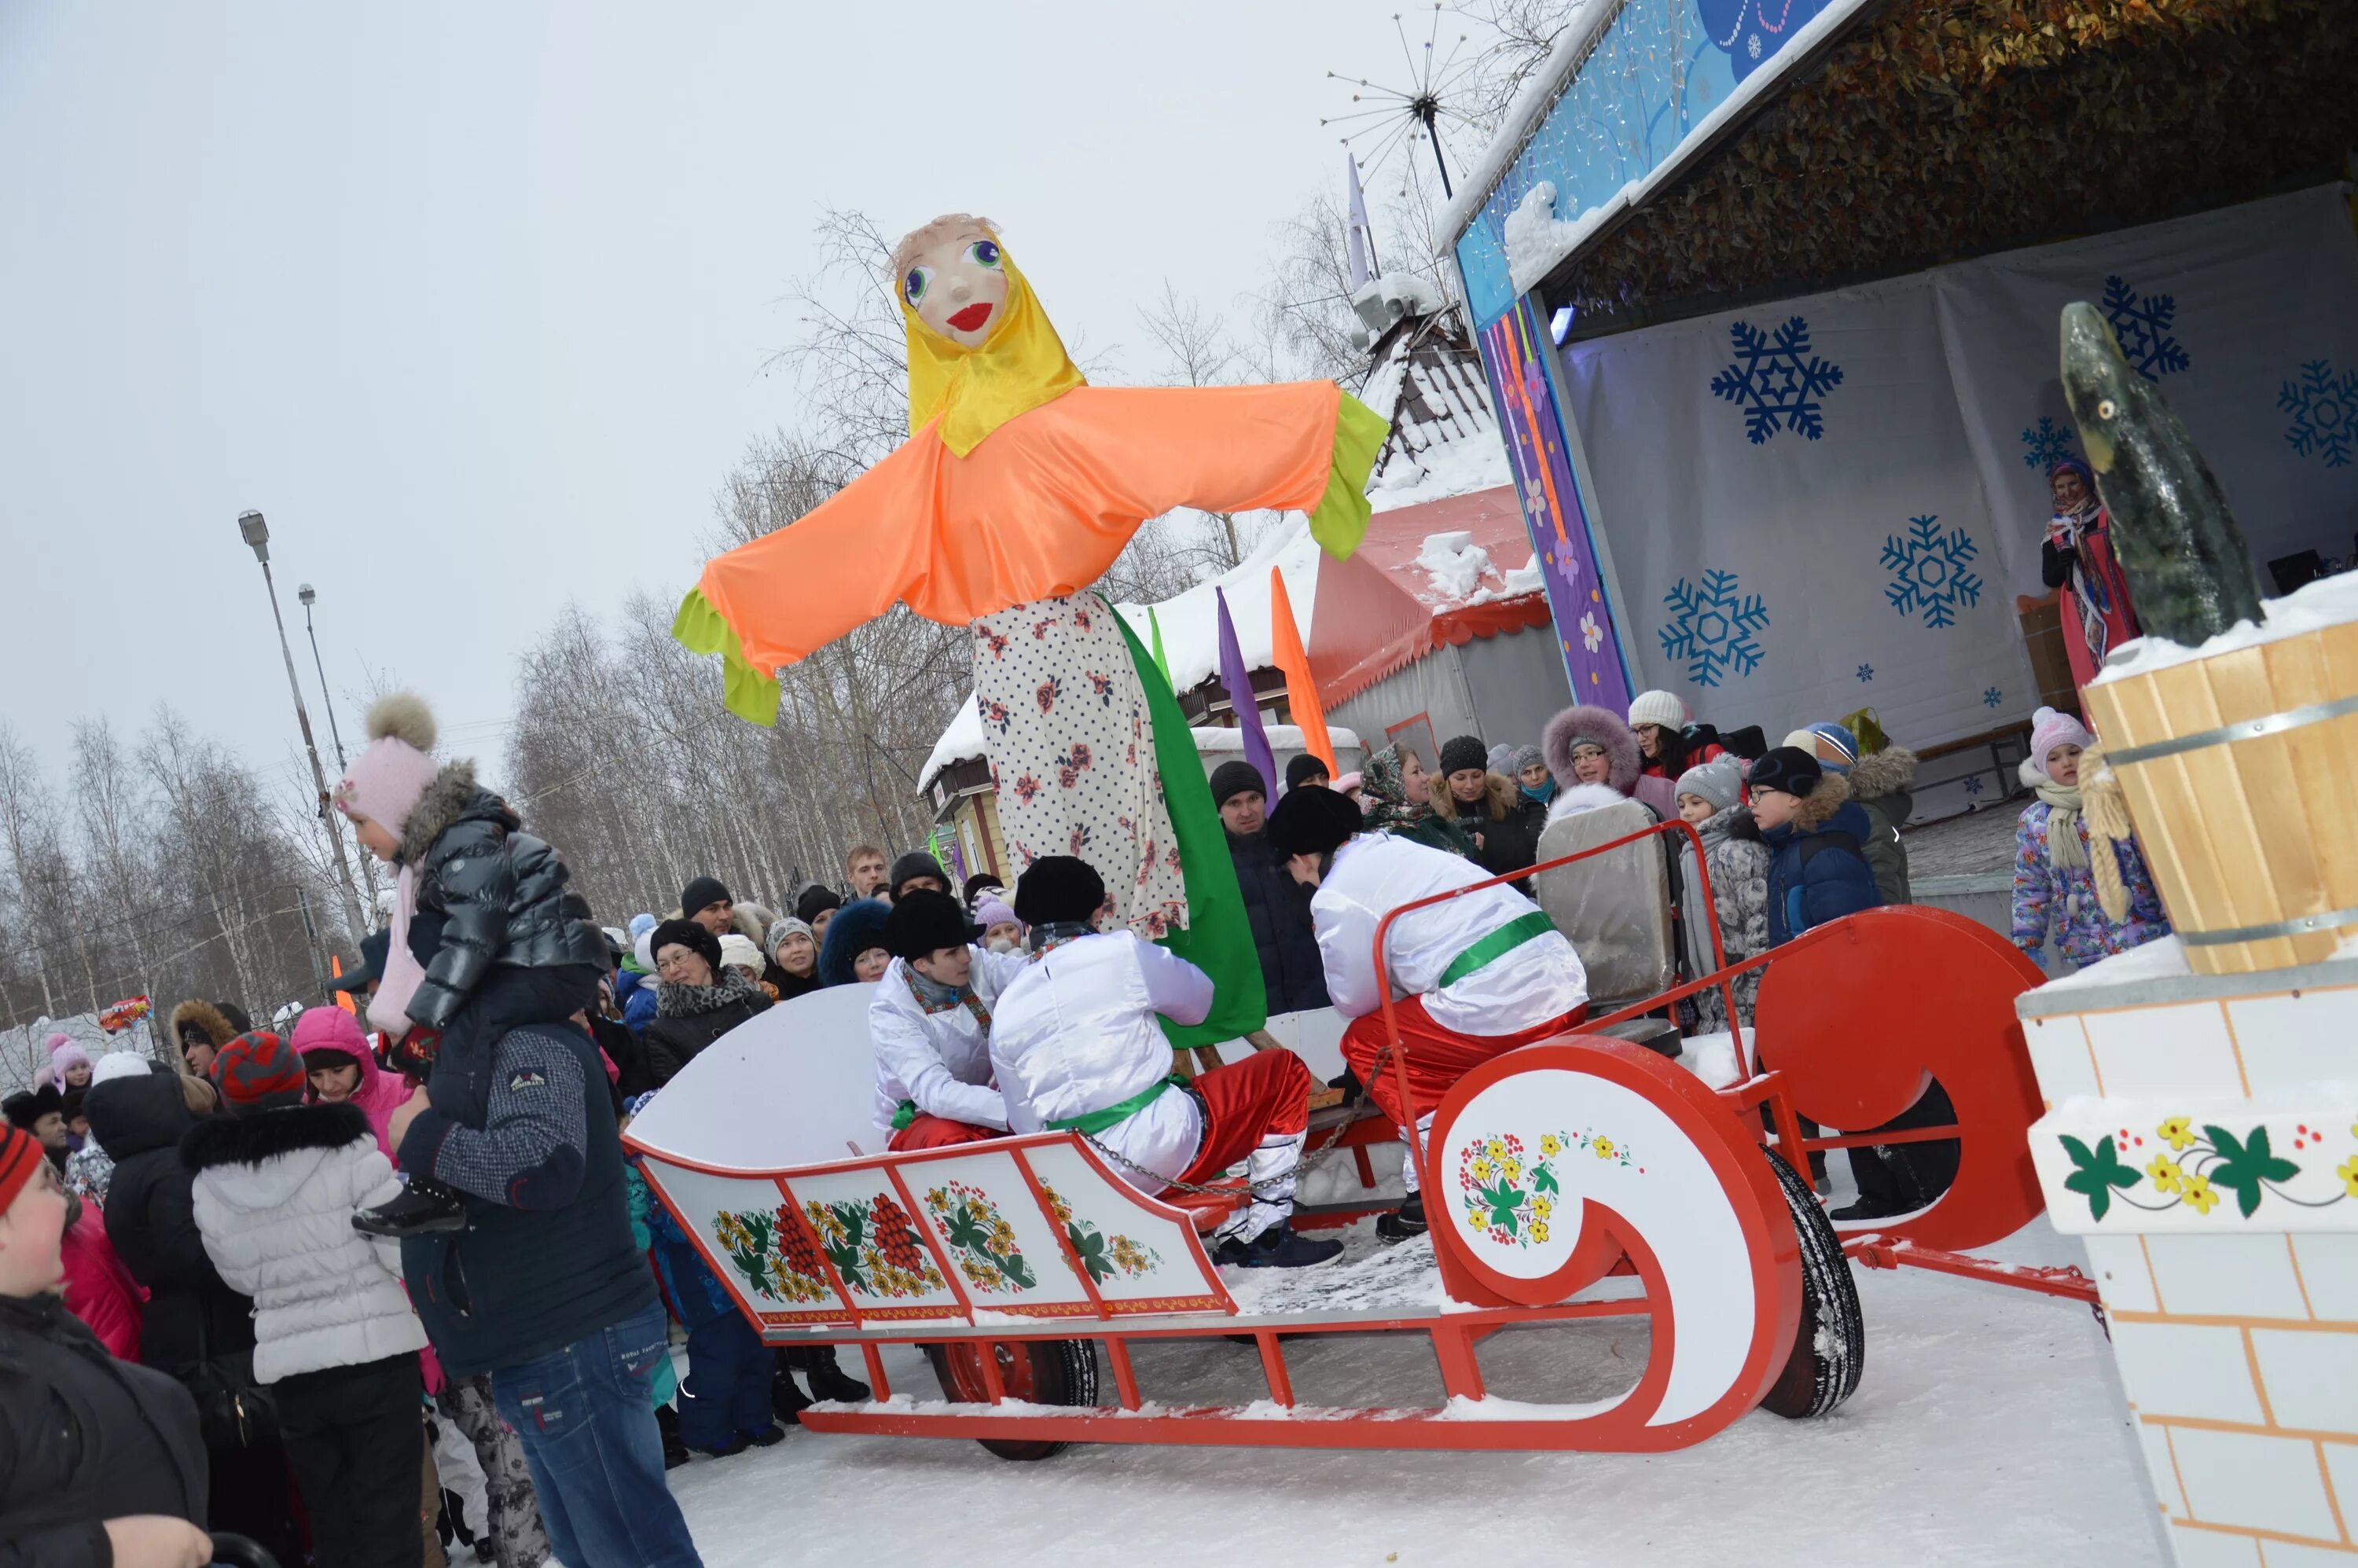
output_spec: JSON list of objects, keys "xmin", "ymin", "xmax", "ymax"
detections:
[
  {"xmin": 211, "ymin": 1030, "xmax": 307, "ymax": 1111},
  {"xmin": 0, "ymin": 1122, "xmax": 42, "ymax": 1214}
]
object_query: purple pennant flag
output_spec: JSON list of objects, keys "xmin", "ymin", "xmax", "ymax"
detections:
[{"xmin": 1214, "ymin": 586, "xmax": 1277, "ymax": 796}]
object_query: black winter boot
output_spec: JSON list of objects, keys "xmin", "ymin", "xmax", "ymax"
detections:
[
  {"xmin": 352, "ymin": 1176, "xmax": 468, "ymax": 1237},
  {"xmin": 799, "ymin": 1346, "xmax": 870, "ymax": 1405},
  {"xmin": 1375, "ymin": 1192, "xmax": 1427, "ymax": 1243},
  {"xmin": 771, "ymin": 1353, "xmax": 813, "ymax": 1423}
]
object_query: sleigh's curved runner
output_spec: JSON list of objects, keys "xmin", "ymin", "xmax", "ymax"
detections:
[{"xmin": 623, "ymin": 821, "xmax": 2070, "ymax": 1458}]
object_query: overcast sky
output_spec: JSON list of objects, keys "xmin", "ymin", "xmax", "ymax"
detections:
[{"xmin": 0, "ymin": 1, "xmax": 1479, "ymax": 796}]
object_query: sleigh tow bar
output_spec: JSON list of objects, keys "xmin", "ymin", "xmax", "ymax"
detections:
[{"xmin": 1843, "ymin": 1233, "xmax": 2106, "ymax": 1332}]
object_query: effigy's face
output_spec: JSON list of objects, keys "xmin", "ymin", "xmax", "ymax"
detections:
[{"xmin": 904, "ymin": 229, "xmax": 1010, "ymax": 348}]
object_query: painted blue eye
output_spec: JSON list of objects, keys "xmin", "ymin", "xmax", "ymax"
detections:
[
  {"xmin": 966, "ymin": 240, "xmax": 1001, "ymax": 270},
  {"xmin": 904, "ymin": 266, "xmax": 931, "ymax": 306}
]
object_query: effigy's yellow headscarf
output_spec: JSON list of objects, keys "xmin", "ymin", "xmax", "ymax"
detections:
[{"xmin": 899, "ymin": 218, "xmax": 1086, "ymax": 458}]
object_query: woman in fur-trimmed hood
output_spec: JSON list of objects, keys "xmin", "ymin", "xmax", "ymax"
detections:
[
  {"xmin": 332, "ymin": 693, "xmax": 608, "ymax": 1039},
  {"xmin": 1542, "ymin": 704, "xmax": 1678, "ymax": 819}
]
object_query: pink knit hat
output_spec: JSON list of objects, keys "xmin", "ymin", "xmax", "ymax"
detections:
[
  {"xmin": 292, "ymin": 1004, "xmax": 370, "ymax": 1063},
  {"xmin": 2030, "ymin": 706, "xmax": 2095, "ymax": 777},
  {"xmin": 334, "ymin": 693, "xmax": 441, "ymax": 838}
]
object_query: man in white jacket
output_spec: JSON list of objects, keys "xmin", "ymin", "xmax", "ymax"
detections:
[
  {"xmin": 989, "ymin": 857, "xmax": 1343, "ymax": 1269},
  {"xmin": 184, "ymin": 1026, "xmax": 430, "ymax": 1568},
  {"xmin": 1268, "ymin": 786, "xmax": 1589, "ymax": 1241},
  {"xmin": 869, "ymin": 889, "xmax": 1029, "ymax": 1151}
]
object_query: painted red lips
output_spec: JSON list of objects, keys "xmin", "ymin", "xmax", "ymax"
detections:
[{"xmin": 947, "ymin": 302, "xmax": 994, "ymax": 332}]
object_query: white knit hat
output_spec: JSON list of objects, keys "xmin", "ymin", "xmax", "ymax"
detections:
[
  {"xmin": 717, "ymin": 933, "xmax": 766, "ymax": 976},
  {"xmin": 90, "ymin": 1051, "xmax": 156, "ymax": 1087},
  {"xmin": 1627, "ymin": 690, "xmax": 1688, "ymax": 729}
]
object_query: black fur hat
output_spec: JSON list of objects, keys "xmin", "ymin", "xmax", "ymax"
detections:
[
  {"xmin": 1265, "ymin": 784, "xmax": 1362, "ymax": 859},
  {"xmin": 1012, "ymin": 857, "xmax": 1107, "ymax": 927},
  {"xmin": 883, "ymin": 889, "xmax": 979, "ymax": 961}
]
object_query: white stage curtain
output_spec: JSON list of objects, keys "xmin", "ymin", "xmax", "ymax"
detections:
[
  {"xmin": 1557, "ymin": 183, "xmax": 2358, "ymax": 752},
  {"xmin": 1937, "ymin": 184, "xmax": 2358, "ymax": 598}
]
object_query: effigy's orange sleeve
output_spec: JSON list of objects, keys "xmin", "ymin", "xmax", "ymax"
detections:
[{"xmin": 693, "ymin": 380, "xmax": 1348, "ymax": 669}]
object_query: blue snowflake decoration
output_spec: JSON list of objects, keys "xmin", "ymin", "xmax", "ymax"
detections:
[
  {"xmin": 1983, "ymin": 686, "xmax": 2004, "ymax": 709},
  {"xmin": 1881, "ymin": 516, "xmax": 1984, "ymax": 629},
  {"xmin": 1856, "ymin": 663, "xmax": 1875, "ymax": 683},
  {"xmin": 2279, "ymin": 359, "xmax": 2358, "ymax": 469},
  {"xmin": 1658, "ymin": 570, "xmax": 1769, "ymax": 689},
  {"xmin": 2021, "ymin": 416, "xmax": 2077, "ymax": 471},
  {"xmin": 2101, "ymin": 275, "xmax": 2190, "ymax": 380},
  {"xmin": 1962, "ymin": 773, "xmax": 1985, "ymax": 799},
  {"xmin": 1710, "ymin": 316, "xmax": 1844, "ymax": 443}
]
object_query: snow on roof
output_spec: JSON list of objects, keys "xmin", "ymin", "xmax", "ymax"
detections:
[
  {"xmin": 1189, "ymin": 724, "xmax": 1362, "ymax": 756},
  {"xmin": 919, "ymin": 691, "xmax": 986, "ymax": 791},
  {"xmin": 1369, "ymin": 431, "xmax": 1512, "ymax": 514}
]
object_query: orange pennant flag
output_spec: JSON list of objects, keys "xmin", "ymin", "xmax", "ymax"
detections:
[
  {"xmin": 330, "ymin": 953, "xmax": 356, "ymax": 1015},
  {"xmin": 1270, "ymin": 566, "xmax": 1335, "ymax": 775}
]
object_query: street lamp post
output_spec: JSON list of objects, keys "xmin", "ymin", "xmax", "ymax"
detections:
[
  {"xmin": 238, "ymin": 511, "xmax": 370, "ymax": 942},
  {"xmin": 297, "ymin": 582, "xmax": 380, "ymax": 920}
]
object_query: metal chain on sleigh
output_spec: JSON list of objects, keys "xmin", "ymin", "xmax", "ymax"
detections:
[{"xmin": 1077, "ymin": 1041, "xmax": 1401, "ymax": 1197}]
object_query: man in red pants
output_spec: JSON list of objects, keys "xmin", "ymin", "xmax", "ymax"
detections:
[
  {"xmin": 989, "ymin": 857, "xmax": 1342, "ymax": 1269},
  {"xmin": 1266, "ymin": 787, "xmax": 1588, "ymax": 1241}
]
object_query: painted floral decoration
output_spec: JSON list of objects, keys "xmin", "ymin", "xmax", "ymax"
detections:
[
  {"xmin": 713, "ymin": 1203, "xmax": 836, "ymax": 1306},
  {"xmin": 922, "ymin": 1181, "xmax": 1038, "ymax": 1293},
  {"xmin": 2062, "ymin": 1118, "xmax": 2354, "ymax": 1223},
  {"xmin": 805, "ymin": 1193, "xmax": 946, "ymax": 1298},
  {"xmin": 1456, "ymin": 1130, "xmax": 1637, "ymax": 1249},
  {"xmin": 1041, "ymin": 1182, "xmax": 1162, "ymax": 1283}
]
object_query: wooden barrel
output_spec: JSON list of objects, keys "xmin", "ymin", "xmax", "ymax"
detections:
[{"xmin": 2081, "ymin": 612, "xmax": 2358, "ymax": 975}]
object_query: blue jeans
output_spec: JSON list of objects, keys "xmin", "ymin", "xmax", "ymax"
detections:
[{"xmin": 490, "ymin": 1302, "xmax": 703, "ymax": 1568}]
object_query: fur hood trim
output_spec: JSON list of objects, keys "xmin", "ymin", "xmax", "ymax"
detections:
[
  {"xmin": 1542, "ymin": 704, "xmax": 1641, "ymax": 795},
  {"xmin": 181, "ymin": 1100, "xmax": 373, "ymax": 1172},
  {"xmin": 1791, "ymin": 771, "xmax": 1856, "ymax": 833},
  {"xmin": 1849, "ymin": 746, "xmax": 1918, "ymax": 801},
  {"xmin": 167, "ymin": 998, "xmax": 237, "ymax": 1049},
  {"xmin": 396, "ymin": 760, "xmax": 501, "ymax": 865},
  {"xmin": 1428, "ymin": 770, "xmax": 1519, "ymax": 823},
  {"xmin": 1544, "ymin": 781, "xmax": 1635, "ymax": 824}
]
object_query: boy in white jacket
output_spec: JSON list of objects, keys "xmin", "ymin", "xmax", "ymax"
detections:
[
  {"xmin": 869, "ymin": 889, "xmax": 1029, "ymax": 1151},
  {"xmin": 186, "ymin": 1025, "xmax": 428, "ymax": 1568},
  {"xmin": 1268, "ymin": 786, "xmax": 1589, "ymax": 1241},
  {"xmin": 989, "ymin": 857, "xmax": 1342, "ymax": 1269}
]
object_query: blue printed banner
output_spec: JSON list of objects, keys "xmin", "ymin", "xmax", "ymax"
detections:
[{"xmin": 1479, "ymin": 298, "xmax": 1631, "ymax": 715}]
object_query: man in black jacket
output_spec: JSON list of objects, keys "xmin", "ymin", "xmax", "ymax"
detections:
[
  {"xmin": 391, "ymin": 1017, "xmax": 705, "ymax": 1568},
  {"xmin": 1211, "ymin": 761, "xmax": 1330, "ymax": 1013},
  {"xmin": 1, "ymin": 1123, "xmax": 212, "ymax": 1568}
]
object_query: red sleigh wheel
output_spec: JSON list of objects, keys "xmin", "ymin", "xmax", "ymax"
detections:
[{"xmin": 925, "ymin": 1338, "xmax": 1101, "ymax": 1461}]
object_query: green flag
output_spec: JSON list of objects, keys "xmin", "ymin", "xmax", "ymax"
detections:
[
  {"xmin": 1106, "ymin": 593, "xmax": 1268, "ymax": 1048},
  {"xmin": 1147, "ymin": 604, "xmax": 1173, "ymax": 689}
]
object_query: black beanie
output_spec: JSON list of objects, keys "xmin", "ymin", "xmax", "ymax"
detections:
[
  {"xmin": 795, "ymin": 884, "xmax": 843, "ymax": 923},
  {"xmin": 679, "ymin": 876, "xmax": 732, "ymax": 917},
  {"xmin": 1284, "ymin": 753, "xmax": 1329, "ymax": 791},
  {"xmin": 1438, "ymin": 734, "xmax": 1489, "ymax": 776},
  {"xmin": 648, "ymin": 917, "xmax": 722, "ymax": 974},
  {"xmin": 961, "ymin": 872, "xmax": 1004, "ymax": 908},
  {"xmin": 883, "ymin": 889, "xmax": 978, "ymax": 961},
  {"xmin": 1748, "ymin": 747, "xmax": 1823, "ymax": 799},
  {"xmin": 1265, "ymin": 784, "xmax": 1363, "ymax": 858},
  {"xmin": 887, "ymin": 851, "xmax": 948, "ymax": 900},
  {"xmin": 1208, "ymin": 759, "xmax": 1266, "ymax": 808},
  {"xmin": 1013, "ymin": 856, "xmax": 1107, "ymax": 927}
]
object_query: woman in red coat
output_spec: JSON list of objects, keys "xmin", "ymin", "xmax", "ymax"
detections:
[
  {"xmin": 59, "ymin": 1192, "xmax": 144, "ymax": 1359},
  {"xmin": 2040, "ymin": 458, "xmax": 2139, "ymax": 690}
]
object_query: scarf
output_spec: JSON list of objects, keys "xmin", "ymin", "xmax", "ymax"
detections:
[
  {"xmin": 656, "ymin": 968, "xmax": 763, "ymax": 1019},
  {"xmin": 1359, "ymin": 745, "xmax": 1432, "ymax": 834},
  {"xmin": 1027, "ymin": 920, "xmax": 1093, "ymax": 959},
  {"xmin": 2035, "ymin": 780, "xmax": 2089, "ymax": 873},
  {"xmin": 1520, "ymin": 778, "xmax": 1557, "ymax": 806},
  {"xmin": 2051, "ymin": 480, "xmax": 2117, "ymax": 661},
  {"xmin": 905, "ymin": 966, "xmax": 992, "ymax": 1031},
  {"xmin": 368, "ymin": 863, "xmax": 425, "ymax": 1040}
]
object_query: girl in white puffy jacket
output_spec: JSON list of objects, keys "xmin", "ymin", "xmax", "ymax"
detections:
[{"xmin": 185, "ymin": 1026, "xmax": 428, "ymax": 1568}]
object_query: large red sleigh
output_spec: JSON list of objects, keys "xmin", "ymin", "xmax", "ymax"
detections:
[{"xmin": 623, "ymin": 821, "xmax": 2081, "ymax": 1460}]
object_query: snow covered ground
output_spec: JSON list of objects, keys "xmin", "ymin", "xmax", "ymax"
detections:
[{"xmin": 665, "ymin": 1217, "xmax": 2166, "ymax": 1566}]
